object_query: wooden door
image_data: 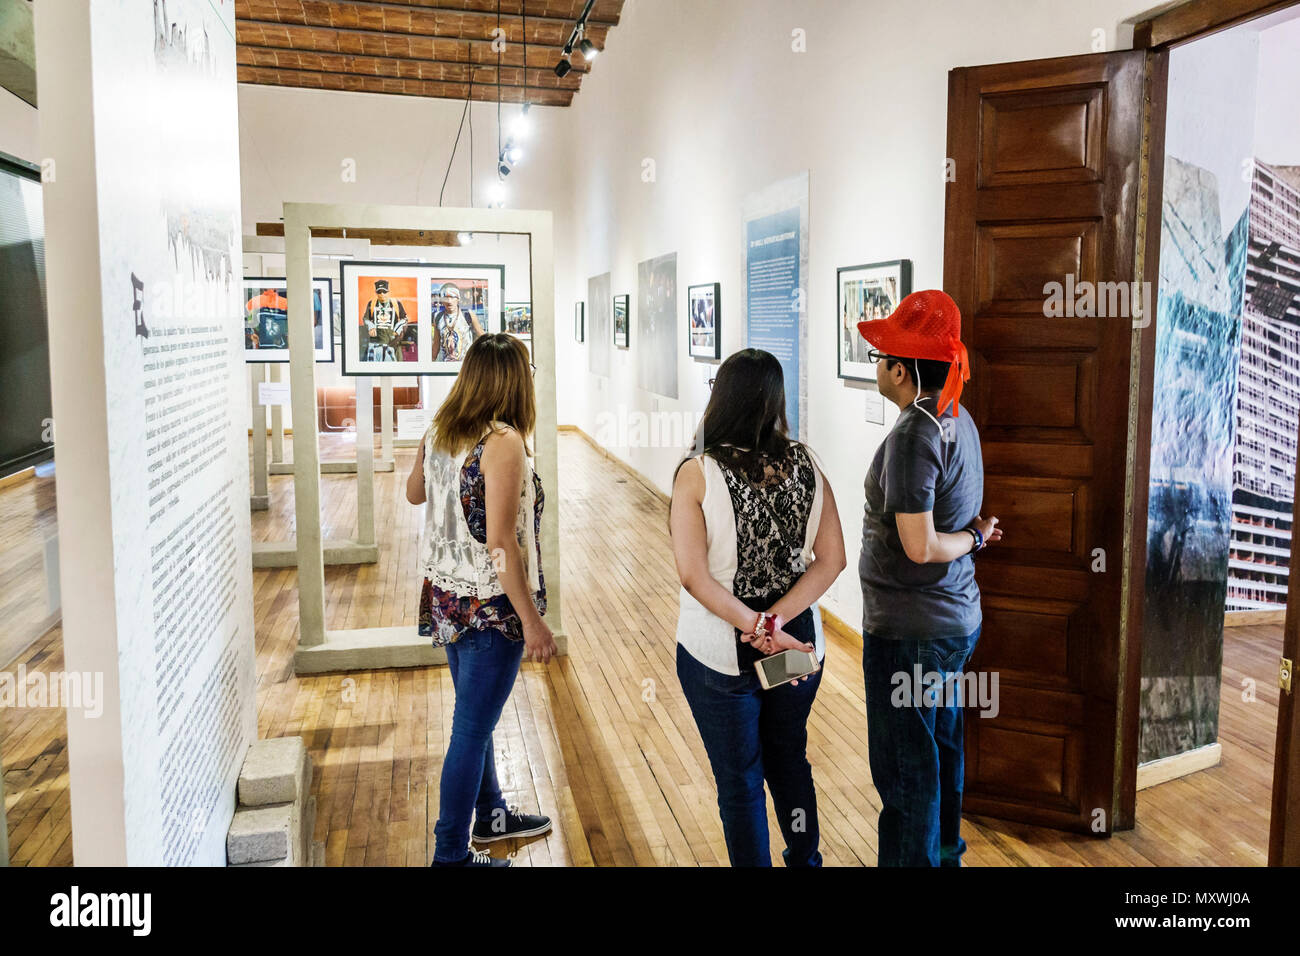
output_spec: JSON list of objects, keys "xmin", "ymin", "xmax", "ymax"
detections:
[
  {"xmin": 1271, "ymin": 458, "xmax": 1300, "ymax": 864},
  {"xmin": 943, "ymin": 50, "xmax": 1159, "ymax": 833}
]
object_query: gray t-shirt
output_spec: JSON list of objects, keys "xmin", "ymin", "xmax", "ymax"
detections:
[{"xmin": 859, "ymin": 399, "xmax": 983, "ymax": 640}]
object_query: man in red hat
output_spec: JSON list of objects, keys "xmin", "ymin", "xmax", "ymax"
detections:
[{"xmin": 856, "ymin": 289, "xmax": 1002, "ymax": 867}]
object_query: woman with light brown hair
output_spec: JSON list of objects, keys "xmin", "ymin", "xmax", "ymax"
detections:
[{"xmin": 405, "ymin": 332, "xmax": 556, "ymax": 867}]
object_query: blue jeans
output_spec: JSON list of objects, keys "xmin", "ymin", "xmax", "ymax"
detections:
[
  {"xmin": 862, "ymin": 626, "xmax": 981, "ymax": 867},
  {"xmin": 676, "ymin": 643, "xmax": 823, "ymax": 867},
  {"xmin": 432, "ymin": 626, "xmax": 525, "ymax": 863}
]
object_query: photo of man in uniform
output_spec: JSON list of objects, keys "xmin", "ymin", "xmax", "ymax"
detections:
[{"xmin": 361, "ymin": 278, "xmax": 410, "ymax": 363}]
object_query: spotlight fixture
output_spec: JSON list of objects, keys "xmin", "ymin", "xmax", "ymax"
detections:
[
  {"xmin": 498, "ymin": 150, "xmax": 514, "ymax": 178},
  {"xmin": 457, "ymin": 232, "xmax": 473, "ymax": 246},
  {"xmin": 507, "ymin": 145, "xmax": 524, "ymax": 165},
  {"xmin": 555, "ymin": 1, "xmax": 600, "ymax": 77},
  {"xmin": 488, "ymin": 180, "xmax": 507, "ymax": 208},
  {"xmin": 554, "ymin": 47, "xmax": 572, "ymax": 78}
]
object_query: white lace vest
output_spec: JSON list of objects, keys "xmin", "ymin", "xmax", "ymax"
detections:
[{"xmin": 419, "ymin": 424, "xmax": 542, "ymax": 600}]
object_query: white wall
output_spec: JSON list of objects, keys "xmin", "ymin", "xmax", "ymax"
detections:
[{"xmin": 554, "ymin": 0, "xmax": 1165, "ymax": 625}]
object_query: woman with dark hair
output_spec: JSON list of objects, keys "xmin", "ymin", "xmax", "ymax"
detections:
[
  {"xmin": 669, "ymin": 348, "xmax": 846, "ymax": 866},
  {"xmin": 406, "ymin": 333, "xmax": 557, "ymax": 867}
]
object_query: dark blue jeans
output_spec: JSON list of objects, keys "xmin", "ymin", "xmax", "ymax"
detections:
[
  {"xmin": 676, "ymin": 643, "xmax": 823, "ymax": 867},
  {"xmin": 432, "ymin": 626, "xmax": 525, "ymax": 863},
  {"xmin": 862, "ymin": 626, "xmax": 981, "ymax": 867}
]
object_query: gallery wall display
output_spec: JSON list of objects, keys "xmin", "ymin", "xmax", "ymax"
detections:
[
  {"xmin": 506, "ymin": 301, "xmax": 533, "ymax": 343},
  {"xmin": 688, "ymin": 282, "xmax": 721, "ymax": 360},
  {"xmin": 837, "ymin": 259, "xmax": 912, "ymax": 383},
  {"xmin": 243, "ymin": 277, "xmax": 335, "ymax": 363},
  {"xmin": 588, "ymin": 273, "xmax": 611, "ymax": 375},
  {"xmin": 575, "ymin": 301, "xmax": 585, "ymax": 342},
  {"xmin": 614, "ymin": 293, "xmax": 630, "ymax": 349},
  {"xmin": 339, "ymin": 260, "xmax": 504, "ymax": 376},
  {"xmin": 331, "ymin": 291, "xmax": 342, "ymax": 342},
  {"xmin": 637, "ymin": 253, "xmax": 679, "ymax": 398},
  {"xmin": 744, "ymin": 173, "xmax": 808, "ymax": 438}
]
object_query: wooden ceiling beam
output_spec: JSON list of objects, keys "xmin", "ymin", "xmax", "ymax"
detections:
[
  {"xmin": 236, "ymin": 44, "xmax": 583, "ymax": 89},
  {"xmin": 238, "ymin": 61, "xmax": 569, "ymax": 94},
  {"xmin": 240, "ymin": 0, "xmax": 622, "ymax": 30},
  {"xmin": 255, "ymin": 222, "xmax": 465, "ymax": 246},
  {"xmin": 235, "ymin": 19, "xmax": 596, "ymax": 69},
  {"xmin": 237, "ymin": 65, "xmax": 573, "ymax": 105}
]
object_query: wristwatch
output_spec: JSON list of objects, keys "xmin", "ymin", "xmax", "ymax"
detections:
[{"xmin": 965, "ymin": 526, "xmax": 985, "ymax": 554}]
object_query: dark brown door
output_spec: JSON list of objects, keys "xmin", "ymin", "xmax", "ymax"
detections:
[
  {"xmin": 1271, "ymin": 463, "xmax": 1300, "ymax": 864},
  {"xmin": 943, "ymin": 51, "xmax": 1155, "ymax": 833}
]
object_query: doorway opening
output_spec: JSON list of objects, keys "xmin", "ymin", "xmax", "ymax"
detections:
[{"xmin": 1138, "ymin": 7, "xmax": 1300, "ymax": 861}]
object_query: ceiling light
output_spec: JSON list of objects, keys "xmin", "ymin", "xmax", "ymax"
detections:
[
  {"xmin": 579, "ymin": 37, "xmax": 598, "ymax": 60},
  {"xmin": 511, "ymin": 103, "xmax": 532, "ymax": 139},
  {"xmin": 488, "ymin": 181, "xmax": 507, "ymax": 208},
  {"xmin": 554, "ymin": 48, "xmax": 572, "ymax": 78},
  {"xmin": 507, "ymin": 145, "xmax": 524, "ymax": 165},
  {"xmin": 457, "ymin": 232, "xmax": 473, "ymax": 245}
]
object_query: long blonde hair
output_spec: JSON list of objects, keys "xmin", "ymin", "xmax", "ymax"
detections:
[{"xmin": 430, "ymin": 332, "xmax": 535, "ymax": 457}]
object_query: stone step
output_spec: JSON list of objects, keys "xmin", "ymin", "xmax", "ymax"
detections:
[
  {"xmin": 237, "ymin": 736, "xmax": 310, "ymax": 808},
  {"xmin": 228, "ymin": 802, "xmax": 296, "ymax": 866}
]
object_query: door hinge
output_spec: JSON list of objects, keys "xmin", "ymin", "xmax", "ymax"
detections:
[{"xmin": 1282, "ymin": 657, "xmax": 1294, "ymax": 694}]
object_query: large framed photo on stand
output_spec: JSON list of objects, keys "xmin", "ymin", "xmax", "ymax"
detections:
[
  {"xmin": 339, "ymin": 260, "xmax": 505, "ymax": 376},
  {"xmin": 837, "ymin": 259, "xmax": 911, "ymax": 383},
  {"xmin": 243, "ymin": 276, "xmax": 335, "ymax": 363}
]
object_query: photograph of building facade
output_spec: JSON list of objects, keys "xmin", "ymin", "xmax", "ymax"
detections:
[{"xmin": 1228, "ymin": 160, "xmax": 1300, "ymax": 609}]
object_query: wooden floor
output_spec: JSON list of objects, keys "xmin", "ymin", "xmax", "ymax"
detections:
[{"xmin": 0, "ymin": 432, "xmax": 1284, "ymax": 865}]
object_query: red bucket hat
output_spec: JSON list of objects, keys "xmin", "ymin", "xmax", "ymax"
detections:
[{"xmin": 858, "ymin": 289, "xmax": 969, "ymax": 417}]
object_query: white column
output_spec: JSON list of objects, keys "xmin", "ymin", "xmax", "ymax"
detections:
[
  {"xmin": 286, "ymin": 216, "xmax": 326, "ymax": 648},
  {"xmin": 250, "ymin": 365, "xmax": 268, "ymax": 507},
  {"xmin": 380, "ymin": 377, "xmax": 395, "ymax": 466},
  {"xmin": 355, "ymin": 376, "xmax": 376, "ymax": 548},
  {"xmin": 270, "ymin": 362, "xmax": 285, "ymax": 463}
]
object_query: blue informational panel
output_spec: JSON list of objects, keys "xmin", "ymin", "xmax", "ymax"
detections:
[{"xmin": 744, "ymin": 206, "xmax": 802, "ymax": 436}]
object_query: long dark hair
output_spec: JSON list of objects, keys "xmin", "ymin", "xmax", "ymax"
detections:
[{"xmin": 677, "ymin": 349, "xmax": 792, "ymax": 484}]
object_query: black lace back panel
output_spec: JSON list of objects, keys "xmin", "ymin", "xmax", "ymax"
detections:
[{"xmin": 711, "ymin": 443, "xmax": 817, "ymax": 602}]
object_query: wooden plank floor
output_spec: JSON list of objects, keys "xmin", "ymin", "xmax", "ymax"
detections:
[{"xmin": 0, "ymin": 432, "xmax": 1284, "ymax": 865}]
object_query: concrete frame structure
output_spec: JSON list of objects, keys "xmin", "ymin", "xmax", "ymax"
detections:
[{"xmin": 283, "ymin": 202, "xmax": 563, "ymax": 673}]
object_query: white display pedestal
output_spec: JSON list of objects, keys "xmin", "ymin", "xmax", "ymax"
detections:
[
  {"xmin": 267, "ymin": 371, "xmax": 395, "ymax": 475},
  {"xmin": 281, "ymin": 201, "xmax": 564, "ymax": 674},
  {"xmin": 250, "ymin": 365, "xmax": 270, "ymax": 511},
  {"xmin": 251, "ymin": 370, "xmax": 378, "ymax": 568}
]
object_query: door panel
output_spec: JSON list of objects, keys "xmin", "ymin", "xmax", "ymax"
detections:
[{"xmin": 943, "ymin": 51, "xmax": 1151, "ymax": 833}]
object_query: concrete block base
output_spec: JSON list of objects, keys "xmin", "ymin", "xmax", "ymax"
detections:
[
  {"xmin": 252, "ymin": 538, "xmax": 379, "ymax": 568},
  {"xmin": 294, "ymin": 625, "xmax": 568, "ymax": 674},
  {"xmin": 269, "ymin": 458, "xmax": 395, "ymax": 475},
  {"xmin": 228, "ymin": 735, "xmax": 316, "ymax": 867}
]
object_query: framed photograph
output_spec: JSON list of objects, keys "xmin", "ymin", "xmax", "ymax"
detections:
[
  {"xmin": 575, "ymin": 301, "xmax": 585, "ymax": 342},
  {"xmin": 614, "ymin": 293, "xmax": 630, "ymax": 349},
  {"xmin": 243, "ymin": 277, "xmax": 334, "ymax": 363},
  {"xmin": 339, "ymin": 260, "xmax": 504, "ymax": 377},
  {"xmin": 688, "ymin": 282, "xmax": 721, "ymax": 360},
  {"xmin": 505, "ymin": 301, "xmax": 533, "ymax": 342},
  {"xmin": 429, "ymin": 263, "xmax": 505, "ymax": 366},
  {"xmin": 331, "ymin": 291, "xmax": 342, "ymax": 342},
  {"xmin": 837, "ymin": 259, "xmax": 911, "ymax": 383}
]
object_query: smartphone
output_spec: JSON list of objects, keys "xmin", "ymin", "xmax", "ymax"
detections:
[{"xmin": 754, "ymin": 649, "xmax": 820, "ymax": 690}]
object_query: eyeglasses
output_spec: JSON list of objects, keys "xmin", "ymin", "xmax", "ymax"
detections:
[
  {"xmin": 866, "ymin": 349, "xmax": 892, "ymax": 363},
  {"xmin": 707, "ymin": 377, "xmax": 716, "ymax": 390}
]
